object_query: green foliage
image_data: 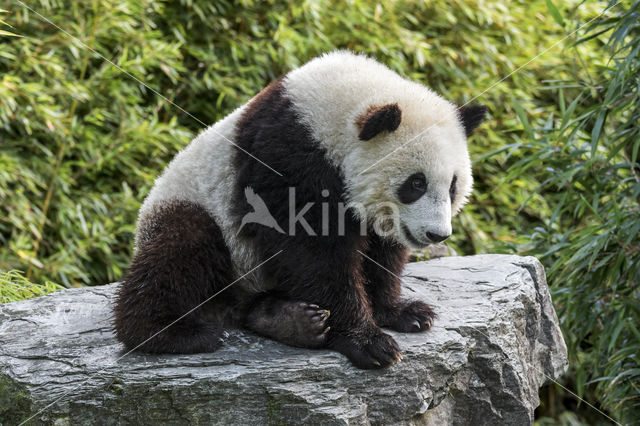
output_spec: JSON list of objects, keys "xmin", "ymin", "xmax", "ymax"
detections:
[
  {"xmin": 0, "ymin": 0, "xmax": 602, "ymax": 287},
  {"xmin": 1, "ymin": 0, "xmax": 193, "ymax": 286},
  {"xmin": 509, "ymin": 1, "xmax": 640, "ymax": 422},
  {"xmin": 0, "ymin": 270, "xmax": 63, "ymax": 303},
  {"xmin": 0, "ymin": 8, "xmax": 19, "ymax": 37}
]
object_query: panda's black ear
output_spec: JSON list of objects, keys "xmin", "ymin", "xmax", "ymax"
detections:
[
  {"xmin": 458, "ymin": 105, "xmax": 489, "ymax": 137},
  {"xmin": 356, "ymin": 103, "xmax": 402, "ymax": 141}
]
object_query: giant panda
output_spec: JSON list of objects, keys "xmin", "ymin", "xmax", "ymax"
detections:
[{"xmin": 113, "ymin": 51, "xmax": 487, "ymax": 369}]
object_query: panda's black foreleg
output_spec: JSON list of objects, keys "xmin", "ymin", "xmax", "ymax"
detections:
[
  {"xmin": 113, "ymin": 200, "xmax": 234, "ymax": 354},
  {"xmin": 259, "ymin": 242, "xmax": 402, "ymax": 369},
  {"xmin": 244, "ymin": 294, "xmax": 330, "ymax": 348},
  {"xmin": 363, "ymin": 234, "xmax": 436, "ymax": 333}
]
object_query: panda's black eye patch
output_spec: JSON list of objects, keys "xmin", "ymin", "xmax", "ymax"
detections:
[
  {"xmin": 398, "ymin": 172, "xmax": 427, "ymax": 204},
  {"xmin": 450, "ymin": 174, "xmax": 457, "ymax": 202}
]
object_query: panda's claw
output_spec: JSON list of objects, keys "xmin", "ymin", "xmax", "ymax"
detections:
[
  {"xmin": 411, "ymin": 319, "xmax": 421, "ymax": 331},
  {"xmin": 305, "ymin": 307, "xmax": 321, "ymax": 316},
  {"xmin": 311, "ymin": 313, "xmax": 327, "ymax": 323}
]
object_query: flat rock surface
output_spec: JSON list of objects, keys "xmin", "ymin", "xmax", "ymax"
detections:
[{"xmin": 0, "ymin": 255, "xmax": 567, "ymax": 425}]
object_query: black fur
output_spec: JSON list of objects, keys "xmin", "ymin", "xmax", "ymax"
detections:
[
  {"xmin": 362, "ymin": 233, "xmax": 436, "ymax": 332},
  {"xmin": 356, "ymin": 103, "xmax": 402, "ymax": 141},
  {"xmin": 397, "ymin": 172, "xmax": 428, "ymax": 204},
  {"xmin": 458, "ymin": 105, "xmax": 489, "ymax": 137},
  {"xmin": 449, "ymin": 174, "xmax": 457, "ymax": 203},
  {"xmin": 113, "ymin": 200, "xmax": 234, "ymax": 353}
]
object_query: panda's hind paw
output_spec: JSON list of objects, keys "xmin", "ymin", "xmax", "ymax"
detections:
[
  {"xmin": 246, "ymin": 299, "xmax": 330, "ymax": 349},
  {"xmin": 296, "ymin": 302, "xmax": 331, "ymax": 346}
]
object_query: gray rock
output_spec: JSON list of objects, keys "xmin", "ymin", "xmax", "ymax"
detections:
[
  {"xmin": 0, "ymin": 255, "xmax": 567, "ymax": 425},
  {"xmin": 409, "ymin": 243, "xmax": 458, "ymax": 261}
]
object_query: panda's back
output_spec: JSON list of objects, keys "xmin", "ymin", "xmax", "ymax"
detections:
[
  {"xmin": 135, "ymin": 104, "xmax": 266, "ymax": 289},
  {"xmin": 138, "ymin": 104, "xmax": 244, "ymax": 222}
]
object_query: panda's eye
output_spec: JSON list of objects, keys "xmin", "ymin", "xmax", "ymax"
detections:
[
  {"xmin": 397, "ymin": 172, "xmax": 427, "ymax": 204},
  {"xmin": 412, "ymin": 177, "xmax": 426, "ymax": 191}
]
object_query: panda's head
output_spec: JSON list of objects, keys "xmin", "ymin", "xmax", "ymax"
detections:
[
  {"xmin": 284, "ymin": 51, "xmax": 488, "ymax": 248},
  {"xmin": 350, "ymin": 102, "xmax": 487, "ymax": 248}
]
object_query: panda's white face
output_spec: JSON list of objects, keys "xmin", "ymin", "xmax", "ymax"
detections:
[{"xmin": 356, "ymin": 122, "xmax": 473, "ymax": 249}]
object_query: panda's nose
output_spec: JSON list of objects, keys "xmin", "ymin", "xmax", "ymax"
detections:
[{"xmin": 426, "ymin": 231, "xmax": 449, "ymax": 243}]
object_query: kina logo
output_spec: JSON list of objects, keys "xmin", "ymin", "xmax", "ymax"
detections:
[{"xmin": 238, "ymin": 187, "xmax": 285, "ymax": 235}]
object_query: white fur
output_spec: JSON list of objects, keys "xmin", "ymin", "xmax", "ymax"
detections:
[{"xmin": 283, "ymin": 51, "xmax": 472, "ymax": 247}]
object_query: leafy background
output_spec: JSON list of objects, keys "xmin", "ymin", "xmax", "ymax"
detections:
[{"xmin": 0, "ymin": 0, "xmax": 638, "ymax": 424}]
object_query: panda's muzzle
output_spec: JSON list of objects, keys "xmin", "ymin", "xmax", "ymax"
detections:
[
  {"xmin": 401, "ymin": 224, "xmax": 428, "ymax": 247},
  {"xmin": 401, "ymin": 224, "xmax": 450, "ymax": 247}
]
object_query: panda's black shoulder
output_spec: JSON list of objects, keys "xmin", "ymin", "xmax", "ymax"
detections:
[{"xmin": 230, "ymin": 77, "xmax": 349, "ymax": 235}]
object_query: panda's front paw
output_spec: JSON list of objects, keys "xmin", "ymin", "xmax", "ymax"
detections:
[
  {"xmin": 329, "ymin": 329, "xmax": 402, "ymax": 369},
  {"xmin": 387, "ymin": 300, "xmax": 436, "ymax": 333}
]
